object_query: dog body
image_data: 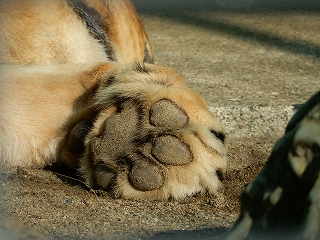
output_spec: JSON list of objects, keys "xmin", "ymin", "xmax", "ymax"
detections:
[{"xmin": 0, "ymin": 0, "xmax": 228, "ymax": 200}]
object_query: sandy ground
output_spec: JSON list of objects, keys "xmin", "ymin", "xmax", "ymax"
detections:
[{"xmin": 1, "ymin": 1, "xmax": 319, "ymax": 239}]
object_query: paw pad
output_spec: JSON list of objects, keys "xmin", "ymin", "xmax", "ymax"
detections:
[
  {"xmin": 129, "ymin": 161, "xmax": 164, "ymax": 191},
  {"xmin": 152, "ymin": 135, "xmax": 192, "ymax": 165},
  {"xmin": 93, "ymin": 162, "xmax": 116, "ymax": 189},
  {"xmin": 150, "ymin": 99, "xmax": 188, "ymax": 128},
  {"xmin": 87, "ymin": 96, "xmax": 224, "ymax": 197}
]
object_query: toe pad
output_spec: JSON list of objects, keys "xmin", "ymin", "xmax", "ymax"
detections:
[
  {"xmin": 93, "ymin": 162, "xmax": 116, "ymax": 189},
  {"xmin": 152, "ymin": 135, "xmax": 192, "ymax": 165},
  {"xmin": 129, "ymin": 161, "xmax": 164, "ymax": 191},
  {"xmin": 150, "ymin": 99, "xmax": 188, "ymax": 128}
]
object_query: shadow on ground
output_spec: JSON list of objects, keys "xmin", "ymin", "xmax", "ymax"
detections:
[
  {"xmin": 132, "ymin": 0, "xmax": 320, "ymax": 11},
  {"xmin": 144, "ymin": 227, "xmax": 229, "ymax": 240},
  {"xmin": 133, "ymin": 0, "xmax": 320, "ymax": 58}
]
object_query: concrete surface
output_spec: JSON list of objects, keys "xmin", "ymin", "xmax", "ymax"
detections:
[{"xmin": 1, "ymin": 1, "xmax": 319, "ymax": 239}]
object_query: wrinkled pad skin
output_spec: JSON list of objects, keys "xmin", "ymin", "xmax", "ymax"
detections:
[
  {"xmin": 90, "ymin": 106, "xmax": 138, "ymax": 162},
  {"xmin": 89, "ymin": 99, "xmax": 193, "ymax": 192}
]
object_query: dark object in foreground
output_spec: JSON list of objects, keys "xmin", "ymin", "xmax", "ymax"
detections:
[{"xmin": 228, "ymin": 91, "xmax": 320, "ymax": 240}]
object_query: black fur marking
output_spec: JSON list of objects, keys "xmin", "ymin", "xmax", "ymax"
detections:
[
  {"xmin": 103, "ymin": 75, "xmax": 116, "ymax": 88},
  {"xmin": 67, "ymin": 0, "xmax": 116, "ymax": 61},
  {"xmin": 210, "ymin": 130, "xmax": 226, "ymax": 144},
  {"xmin": 134, "ymin": 62, "xmax": 151, "ymax": 73},
  {"xmin": 143, "ymin": 43, "xmax": 154, "ymax": 64},
  {"xmin": 216, "ymin": 169, "xmax": 225, "ymax": 182}
]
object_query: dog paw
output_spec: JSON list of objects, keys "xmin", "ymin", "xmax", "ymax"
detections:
[
  {"xmin": 76, "ymin": 64, "xmax": 228, "ymax": 200},
  {"xmin": 227, "ymin": 92, "xmax": 320, "ymax": 240}
]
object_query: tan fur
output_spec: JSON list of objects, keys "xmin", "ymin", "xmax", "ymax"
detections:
[
  {"xmin": 0, "ymin": 0, "xmax": 108, "ymax": 64},
  {"xmin": 0, "ymin": 0, "xmax": 227, "ymax": 200},
  {"xmin": 81, "ymin": 0, "xmax": 154, "ymax": 63}
]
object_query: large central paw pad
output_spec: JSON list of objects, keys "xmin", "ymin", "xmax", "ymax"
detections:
[{"xmin": 89, "ymin": 100, "xmax": 193, "ymax": 192}]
